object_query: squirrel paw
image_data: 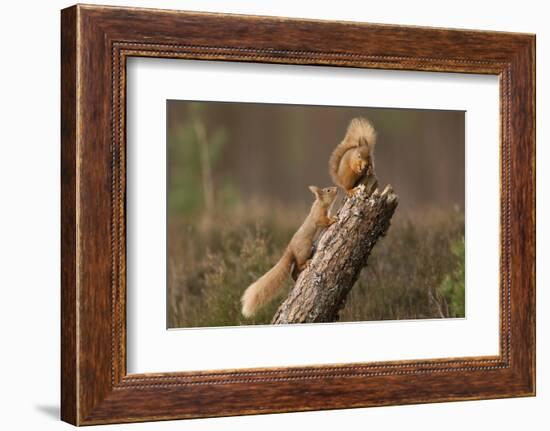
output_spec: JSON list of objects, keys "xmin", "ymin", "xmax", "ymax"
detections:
[
  {"xmin": 346, "ymin": 187, "xmax": 360, "ymax": 197},
  {"xmin": 297, "ymin": 259, "xmax": 312, "ymax": 272},
  {"xmin": 320, "ymin": 216, "xmax": 338, "ymax": 227},
  {"xmin": 352, "ymin": 158, "xmax": 367, "ymax": 174}
]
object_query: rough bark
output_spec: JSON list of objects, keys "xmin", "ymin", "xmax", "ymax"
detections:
[{"xmin": 272, "ymin": 179, "xmax": 398, "ymax": 324}]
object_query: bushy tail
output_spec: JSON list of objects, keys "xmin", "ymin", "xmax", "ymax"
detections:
[
  {"xmin": 241, "ymin": 248, "xmax": 294, "ymax": 318},
  {"xmin": 329, "ymin": 117, "xmax": 377, "ymax": 183}
]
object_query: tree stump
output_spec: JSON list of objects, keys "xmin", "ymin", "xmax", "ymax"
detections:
[{"xmin": 272, "ymin": 180, "xmax": 398, "ymax": 324}]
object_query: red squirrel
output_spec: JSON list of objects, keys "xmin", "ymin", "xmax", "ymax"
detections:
[
  {"xmin": 241, "ymin": 186, "xmax": 337, "ymax": 317},
  {"xmin": 329, "ymin": 117, "xmax": 377, "ymax": 195}
]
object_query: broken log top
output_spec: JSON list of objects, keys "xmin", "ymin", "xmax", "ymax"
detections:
[{"xmin": 272, "ymin": 182, "xmax": 398, "ymax": 324}]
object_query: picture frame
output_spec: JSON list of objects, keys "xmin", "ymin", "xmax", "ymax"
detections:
[{"xmin": 60, "ymin": 4, "xmax": 535, "ymax": 425}]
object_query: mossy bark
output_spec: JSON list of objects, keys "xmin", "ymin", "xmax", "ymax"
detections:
[{"xmin": 272, "ymin": 179, "xmax": 398, "ymax": 324}]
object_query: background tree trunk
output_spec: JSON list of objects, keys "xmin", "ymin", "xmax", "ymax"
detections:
[{"xmin": 272, "ymin": 180, "xmax": 398, "ymax": 324}]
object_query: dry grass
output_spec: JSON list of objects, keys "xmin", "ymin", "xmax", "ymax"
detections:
[{"xmin": 167, "ymin": 201, "xmax": 465, "ymax": 328}]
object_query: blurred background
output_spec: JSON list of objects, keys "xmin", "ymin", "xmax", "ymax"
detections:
[{"xmin": 167, "ymin": 101, "xmax": 465, "ymax": 328}]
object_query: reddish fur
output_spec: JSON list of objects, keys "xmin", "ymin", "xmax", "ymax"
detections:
[
  {"xmin": 241, "ymin": 186, "xmax": 337, "ymax": 317},
  {"xmin": 329, "ymin": 118, "xmax": 377, "ymax": 193}
]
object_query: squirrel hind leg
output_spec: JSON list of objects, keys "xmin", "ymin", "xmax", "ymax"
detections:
[
  {"xmin": 291, "ymin": 259, "xmax": 312, "ymax": 281},
  {"xmin": 296, "ymin": 259, "xmax": 311, "ymax": 272}
]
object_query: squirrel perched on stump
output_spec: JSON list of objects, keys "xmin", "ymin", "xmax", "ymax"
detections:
[
  {"xmin": 241, "ymin": 186, "xmax": 337, "ymax": 318},
  {"xmin": 329, "ymin": 117, "xmax": 377, "ymax": 195}
]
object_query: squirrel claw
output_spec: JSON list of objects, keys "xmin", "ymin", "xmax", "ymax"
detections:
[{"xmin": 346, "ymin": 187, "xmax": 360, "ymax": 197}]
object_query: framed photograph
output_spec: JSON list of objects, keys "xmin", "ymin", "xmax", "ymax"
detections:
[{"xmin": 61, "ymin": 4, "xmax": 535, "ymax": 425}]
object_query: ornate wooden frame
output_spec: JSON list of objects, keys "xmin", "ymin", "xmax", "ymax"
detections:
[{"xmin": 61, "ymin": 4, "xmax": 535, "ymax": 425}]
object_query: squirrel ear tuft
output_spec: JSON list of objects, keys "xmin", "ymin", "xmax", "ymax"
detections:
[{"xmin": 309, "ymin": 185, "xmax": 320, "ymax": 196}]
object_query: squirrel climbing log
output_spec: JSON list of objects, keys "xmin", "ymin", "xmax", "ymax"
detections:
[
  {"xmin": 272, "ymin": 178, "xmax": 398, "ymax": 324},
  {"xmin": 241, "ymin": 186, "xmax": 338, "ymax": 318}
]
